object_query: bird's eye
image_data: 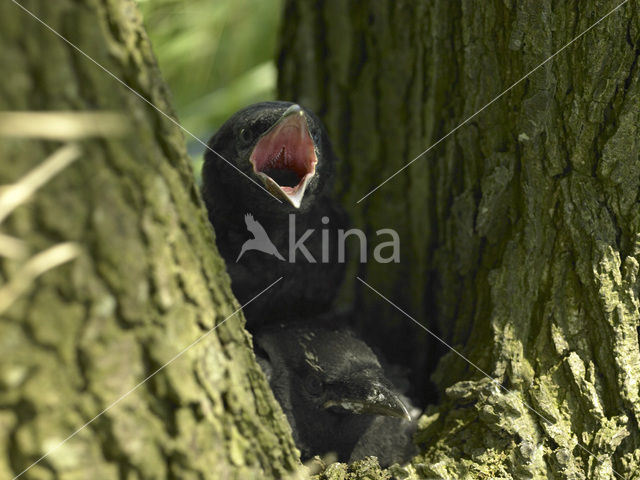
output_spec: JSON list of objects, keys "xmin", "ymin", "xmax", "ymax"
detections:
[
  {"xmin": 239, "ymin": 128, "xmax": 253, "ymax": 145},
  {"xmin": 304, "ymin": 374, "xmax": 324, "ymax": 396}
]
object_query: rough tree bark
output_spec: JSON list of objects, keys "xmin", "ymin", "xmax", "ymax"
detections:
[
  {"xmin": 0, "ymin": 1, "xmax": 299, "ymax": 479},
  {"xmin": 279, "ymin": 1, "xmax": 640, "ymax": 479}
]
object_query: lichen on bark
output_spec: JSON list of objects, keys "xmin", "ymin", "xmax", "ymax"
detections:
[
  {"xmin": 0, "ymin": 1, "xmax": 298, "ymax": 479},
  {"xmin": 279, "ymin": 0, "xmax": 640, "ymax": 478}
]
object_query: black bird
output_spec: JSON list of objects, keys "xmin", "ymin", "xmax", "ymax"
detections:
[
  {"xmin": 255, "ymin": 322, "xmax": 418, "ymax": 466},
  {"xmin": 202, "ymin": 102, "xmax": 348, "ymax": 326}
]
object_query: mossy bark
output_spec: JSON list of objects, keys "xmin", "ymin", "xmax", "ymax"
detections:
[
  {"xmin": 279, "ymin": 1, "xmax": 640, "ymax": 478},
  {"xmin": 0, "ymin": 1, "xmax": 299, "ymax": 479}
]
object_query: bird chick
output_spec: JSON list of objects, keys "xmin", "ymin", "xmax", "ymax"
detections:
[
  {"xmin": 202, "ymin": 102, "xmax": 348, "ymax": 326},
  {"xmin": 255, "ymin": 322, "xmax": 418, "ymax": 466}
]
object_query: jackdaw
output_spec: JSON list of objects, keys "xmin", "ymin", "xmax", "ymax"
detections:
[
  {"xmin": 202, "ymin": 102, "xmax": 348, "ymax": 326},
  {"xmin": 254, "ymin": 322, "xmax": 418, "ymax": 466}
]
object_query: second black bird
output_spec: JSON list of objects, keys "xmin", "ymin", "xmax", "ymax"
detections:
[{"xmin": 255, "ymin": 322, "xmax": 418, "ymax": 466}]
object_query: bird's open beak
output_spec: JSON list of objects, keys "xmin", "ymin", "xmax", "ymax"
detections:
[
  {"xmin": 249, "ymin": 104, "xmax": 318, "ymax": 209},
  {"xmin": 323, "ymin": 379, "xmax": 412, "ymax": 421}
]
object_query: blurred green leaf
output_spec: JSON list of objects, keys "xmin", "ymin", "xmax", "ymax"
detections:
[{"xmin": 137, "ymin": 0, "xmax": 282, "ymax": 177}]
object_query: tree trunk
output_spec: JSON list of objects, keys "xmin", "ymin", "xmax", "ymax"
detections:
[
  {"xmin": 0, "ymin": 1, "xmax": 299, "ymax": 479},
  {"xmin": 279, "ymin": 1, "xmax": 640, "ymax": 478}
]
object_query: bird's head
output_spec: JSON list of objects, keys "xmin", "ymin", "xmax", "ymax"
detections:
[
  {"xmin": 203, "ymin": 101, "xmax": 335, "ymax": 213},
  {"xmin": 255, "ymin": 323, "xmax": 411, "ymax": 460}
]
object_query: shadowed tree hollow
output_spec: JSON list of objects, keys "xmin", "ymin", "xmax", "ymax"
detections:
[{"xmin": 1, "ymin": 0, "xmax": 639, "ymax": 479}]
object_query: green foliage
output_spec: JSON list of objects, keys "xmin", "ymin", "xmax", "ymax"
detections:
[{"xmin": 137, "ymin": 0, "xmax": 282, "ymax": 176}]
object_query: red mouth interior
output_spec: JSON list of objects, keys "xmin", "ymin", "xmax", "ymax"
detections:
[{"xmin": 250, "ymin": 114, "xmax": 316, "ymax": 190}]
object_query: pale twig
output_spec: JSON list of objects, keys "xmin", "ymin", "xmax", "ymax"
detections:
[
  {"xmin": 0, "ymin": 242, "xmax": 80, "ymax": 315},
  {"xmin": 0, "ymin": 111, "xmax": 129, "ymax": 139},
  {"xmin": 0, "ymin": 233, "xmax": 29, "ymax": 260},
  {"xmin": 10, "ymin": 0, "xmax": 283, "ymax": 204},
  {"xmin": 0, "ymin": 143, "xmax": 81, "ymax": 224}
]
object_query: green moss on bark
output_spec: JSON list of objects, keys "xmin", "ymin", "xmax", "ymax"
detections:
[
  {"xmin": 0, "ymin": 1, "xmax": 298, "ymax": 478},
  {"xmin": 279, "ymin": 0, "xmax": 640, "ymax": 478}
]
